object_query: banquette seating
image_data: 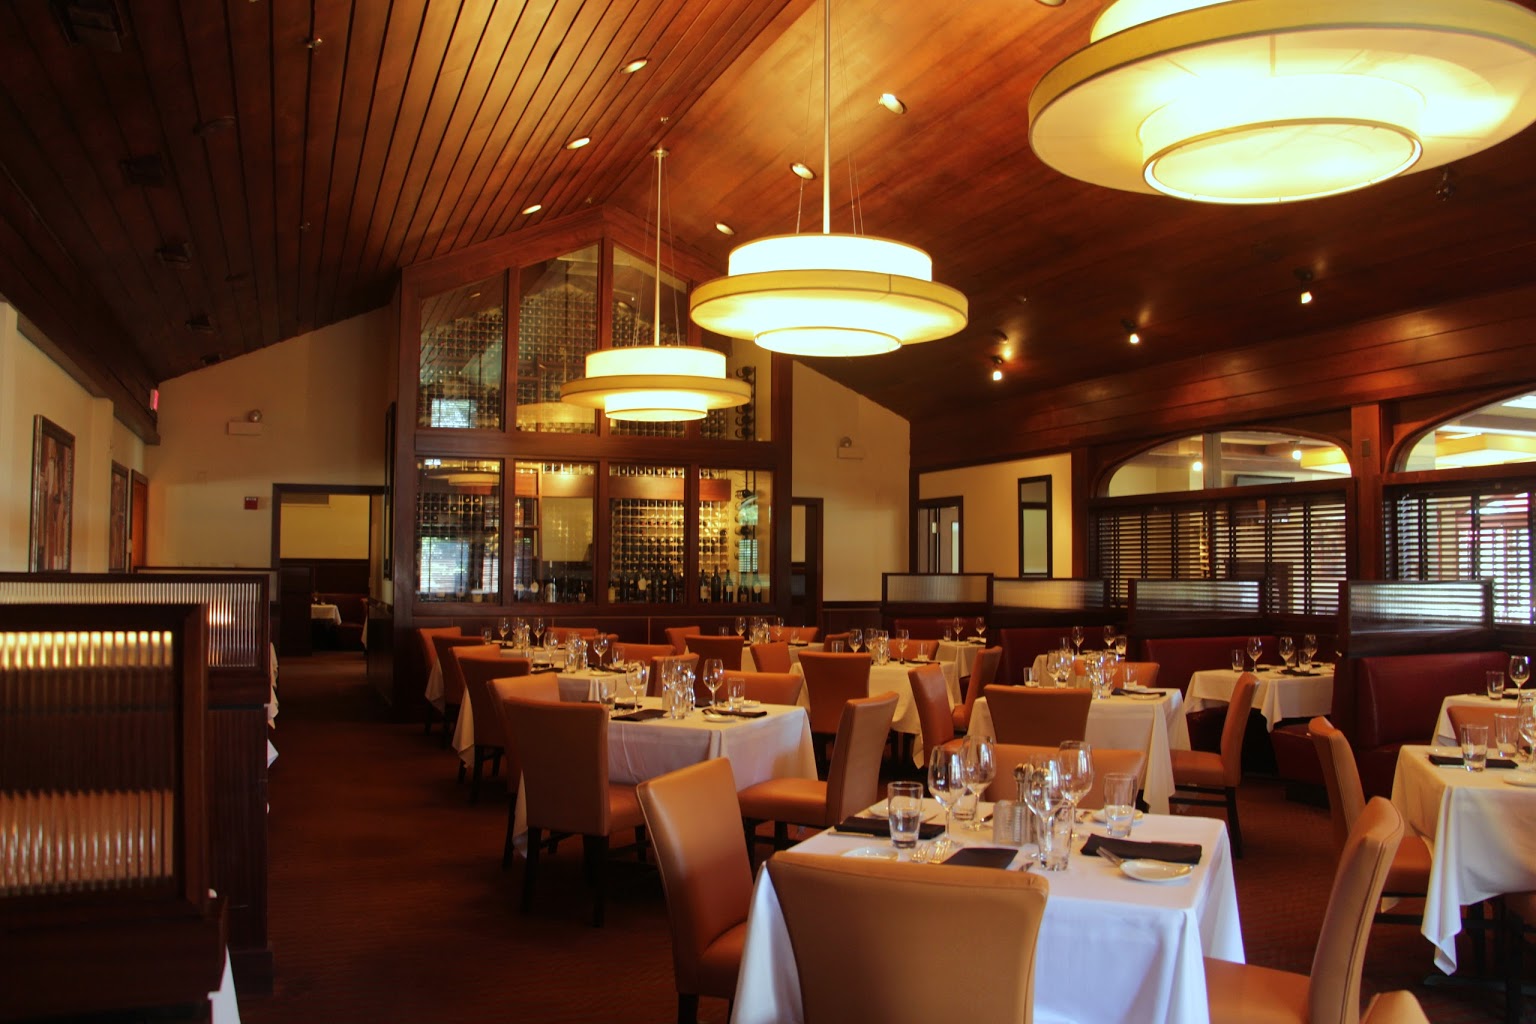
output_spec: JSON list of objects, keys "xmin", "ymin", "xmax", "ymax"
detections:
[
  {"xmin": 997, "ymin": 627, "xmax": 1074, "ymax": 687},
  {"xmin": 314, "ymin": 591, "xmax": 367, "ymax": 649},
  {"xmin": 1143, "ymin": 634, "xmax": 1278, "ymax": 756}
]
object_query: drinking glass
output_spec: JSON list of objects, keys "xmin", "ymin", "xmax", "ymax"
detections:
[
  {"xmin": 594, "ymin": 677, "xmax": 616, "ymax": 716},
  {"xmin": 612, "ymin": 644, "xmax": 626, "ymax": 668},
  {"xmin": 1298, "ymin": 647, "xmax": 1313, "ymax": 671},
  {"xmin": 734, "ymin": 616, "xmax": 746, "ymax": 640},
  {"xmin": 974, "ymin": 617, "xmax": 987, "ymax": 643},
  {"xmin": 1056, "ymin": 740, "xmax": 1094, "ymax": 836},
  {"xmin": 1512, "ymin": 655, "xmax": 1531, "ymax": 691},
  {"xmin": 1494, "ymin": 713, "xmax": 1520, "ymax": 760},
  {"xmin": 1018, "ymin": 757, "xmax": 1066, "ymax": 869},
  {"xmin": 1085, "ymin": 658, "xmax": 1107, "ymax": 699},
  {"xmin": 591, "ymin": 634, "xmax": 610, "ymax": 669},
  {"xmin": 1070, "ymin": 626, "xmax": 1084, "ymax": 654},
  {"xmin": 626, "ymin": 667, "xmax": 647, "ymax": 709},
  {"xmin": 532, "ymin": 618, "xmax": 546, "ymax": 646},
  {"xmin": 887, "ymin": 782, "xmax": 924, "ymax": 850},
  {"xmin": 848, "ymin": 628, "xmax": 863, "ymax": 654},
  {"xmin": 1460, "ymin": 723, "xmax": 1489, "ymax": 772},
  {"xmin": 926, "ymin": 748, "xmax": 966, "ymax": 858},
  {"xmin": 1488, "ymin": 670, "xmax": 1507, "ymax": 700},
  {"xmin": 895, "ymin": 628, "xmax": 910, "ymax": 661},
  {"xmin": 828, "ymin": 639, "xmax": 845, "ymax": 653},
  {"xmin": 1279, "ymin": 636, "xmax": 1296, "ymax": 670},
  {"xmin": 480, "ymin": 626, "xmax": 494, "ymax": 643},
  {"xmin": 728, "ymin": 676, "xmax": 747, "ymax": 709},
  {"xmin": 1302, "ymin": 634, "xmax": 1319, "ymax": 664},
  {"xmin": 1230, "ymin": 649, "xmax": 1245, "ymax": 673},
  {"xmin": 1121, "ymin": 665, "xmax": 1138, "ymax": 691},
  {"xmin": 960, "ymin": 735, "xmax": 995, "ymax": 830},
  {"xmin": 1246, "ymin": 636, "xmax": 1263, "ymax": 671},
  {"xmin": 498, "ymin": 617, "xmax": 510, "ymax": 642},
  {"xmin": 1103, "ymin": 773, "xmax": 1138, "ymax": 838},
  {"xmin": 1114, "ymin": 634, "xmax": 1128, "ymax": 661},
  {"xmin": 703, "ymin": 658, "xmax": 724, "ymax": 708},
  {"xmin": 1519, "ymin": 696, "xmax": 1536, "ymax": 768},
  {"xmin": 1103, "ymin": 624, "xmax": 1116, "ymax": 651}
]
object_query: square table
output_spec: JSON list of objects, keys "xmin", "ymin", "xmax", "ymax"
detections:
[
  {"xmin": 968, "ymin": 689, "xmax": 1189, "ymax": 814},
  {"xmin": 731, "ymin": 810, "xmax": 1242, "ymax": 1024},
  {"xmin": 788, "ymin": 659, "xmax": 960, "ymax": 746},
  {"xmin": 1185, "ymin": 666, "xmax": 1335, "ymax": 731},
  {"xmin": 1390, "ymin": 744, "xmax": 1536, "ymax": 973},
  {"xmin": 310, "ymin": 602, "xmax": 342, "ymax": 625},
  {"xmin": 936, "ymin": 638, "xmax": 987, "ymax": 679},
  {"xmin": 741, "ymin": 642, "xmax": 823, "ymax": 672},
  {"xmin": 1431, "ymin": 692, "xmax": 1529, "ymax": 747}
]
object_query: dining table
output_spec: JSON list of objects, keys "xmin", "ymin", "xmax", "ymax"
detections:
[
  {"xmin": 1390, "ymin": 743, "xmax": 1536, "ymax": 973},
  {"xmin": 968, "ymin": 688, "xmax": 1188, "ymax": 814},
  {"xmin": 731, "ymin": 807, "xmax": 1242, "ymax": 1024},
  {"xmin": 1185, "ymin": 665, "xmax": 1335, "ymax": 731},
  {"xmin": 1430, "ymin": 691, "xmax": 1531, "ymax": 747},
  {"xmin": 309, "ymin": 602, "xmax": 342, "ymax": 625},
  {"xmin": 935, "ymin": 637, "xmax": 987, "ymax": 679},
  {"xmin": 740, "ymin": 641, "xmax": 823, "ymax": 671},
  {"xmin": 786, "ymin": 657, "xmax": 960, "ymax": 755}
]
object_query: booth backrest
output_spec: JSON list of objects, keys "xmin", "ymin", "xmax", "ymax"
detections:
[
  {"xmin": 998, "ymin": 627, "xmax": 1071, "ymax": 687},
  {"xmin": 1355, "ymin": 651, "xmax": 1508, "ymax": 750},
  {"xmin": 892, "ymin": 617, "xmax": 976, "ymax": 641},
  {"xmin": 1141, "ymin": 635, "xmax": 1277, "ymax": 694}
]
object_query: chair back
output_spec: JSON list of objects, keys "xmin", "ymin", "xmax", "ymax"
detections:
[
  {"xmin": 432, "ymin": 635, "xmax": 486, "ymax": 703},
  {"xmin": 416, "ymin": 625, "xmax": 463, "ymax": 673},
  {"xmin": 504, "ymin": 696, "xmax": 612, "ymax": 836},
  {"xmin": 612, "ymin": 642, "xmax": 675, "ymax": 670},
  {"xmin": 1308, "ymin": 798, "xmax": 1405, "ymax": 1024},
  {"xmin": 894, "ymin": 639, "xmax": 939, "ymax": 660},
  {"xmin": 1362, "ymin": 992, "xmax": 1431, "ymax": 1024},
  {"xmin": 955, "ymin": 646, "xmax": 1001, "ymax": 730},
  {"xmin": 649, "ymin": 652, "xmax": 701, "ymax": 698},
  {"xmin": 821, "ymin": 631, "xmax": 851, "ymax": 651},
  {"xmin": 1309, "ymin": 716, "xmax": 1367, "ymax": 850},
  {"xmin": 798, "ymin": 653, "xmax": 873, "ymax": 735},
  {"xmin": 907, "ymin": 664, "xmax": 955, "ymax": 758},
  {"xmin": 983, "ymin": 744, "xmax": 1144, "ymax": 808},
  {"xmin": 637, "ymin": 759, "xmax": 754, "ymax": 997},
  {"xmin": 490, "ymin": 673, "xmax": 560, "ymax": 785},
  {"xmin": 825, "ymin": 692, "xmax": 898, "ymax": 822},
  {"xmin": 685, "ymin": 633, "xmax": 745, "ymax": 671},
  {"xmin": 723, "ymin": 671, "xmax": 802, "ymax": 706},
  {"xmin": 766, "ymin": 849, "xmax": 1048, "ymax": 1024},
  {"xmin": 770, "ymin": 626, "xmax": 818, "ymax": 643},
  {"xmin": 664, "ymin": 625, "xmax": 701, "ymax": 655},
  {"xmin": 1218, "ymin": 673, "xmax": 1259, "ymax": 786},
  {"xmin": 547, "ymin": 626, "xmax": 599, "ymax": 643},
  {"xmin": 1110, "ymin": 661, "xmax": 1161, "ymax": 688},
  {"xmin": 983, "ymin": 685, "xmax": 1092, "ymax": 746},
  {"xmin": 1445, "ymin": 704, "xmax": 1503, "ymax": 737},
  {"xmin": 456, "ymin": 648, "xmax": 531, "ymax": 748},
  {"xmin": 749, "ymin": 641, "xmax": 792, "ymax": 673}
]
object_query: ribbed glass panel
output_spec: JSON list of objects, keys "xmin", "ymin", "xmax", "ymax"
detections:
[
  {"xmin": 884, "ymin": 574, "xmax": 991, "ymax": 604},
  {"xmin": 0, "ymin": 629, "xmax": 176, "ymax": 896},
  {"xmin": 1344, "ymin": 580, "xmax": 1491, "ymax": 632},
  {"xmin": 992, "ymin": 579, "xmax": 1109, "ymax": 610}
]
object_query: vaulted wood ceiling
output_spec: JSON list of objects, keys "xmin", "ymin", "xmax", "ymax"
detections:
[{"xmin": 5, "ymin": 0, "xmax": 1536, "ymax": 444}]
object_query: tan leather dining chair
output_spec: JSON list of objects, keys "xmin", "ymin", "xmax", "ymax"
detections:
[
  {"xmin": 547, "ymin": 626, "xmax": 600, "ymax": 643},
  {"xmin": 749, "ymin": 641, "xmax": 792, "ymax": 673},
  {"xmin": 983, "ymin": 743, "xmax": 1146, "ymax": 809},
  {"xmin": 954, "ymin": 645, "xmax": 1001, "ymax": 733},
  {"xmin": 798, "ymin": 652, "xmax": 873, "ymax": 772},
  {"xmin": 738, "ymin": 692, "xmax": 897, "ymax": 855},
  {"xmin": 722, "ymin": 670, "xmax": 802, "ymax": 706},
  {"xmin": 502, "ymin": 696, "xmax": 646, "ymax": 927},
  {"xmin": 1308, "ymin": 717, "xmax": 1431, "ymax": 923},
  {"xmin": 1203, "ymin": 797, "xmax": 1404, "ymax": 1024},
  {"xmin": 685, "ymin": 633, "xmax": 745, "ymax": 671},
  {"xmin": 766, "ymin": 849, "xmax": 1049, "ymax": 1024},
  {"xmin": 983, "ymin": 685, "xmax": 1092, "ymax": 746},
  {"xmin": 648, "ymin": 652, "xmax": 700, "ymax": 699},
  {"xmin": 770, "ymin": 625, "xmax": 818, "ymax": 643},
  {"xmin": 490, "ymin": 673, "xmax": 560, "ymax": 869},
  {"xmin": 430, "ymin": 634, "xmax": 487, "ymax": 747},
  {"xmin": 610, "ymin": 642, "xmax": 674, "ymax": 678},
  {"xmin": 1170, "ymin": 671, "xmax": 1257, "ymax": 857},
  {"xmin": 893, "ymin": 639, "xmax": 939, "ymax": 660},
  {"xmin": 664, "ymin": 625, "xmax": 701, "ymax": 655},
  {"xmin": 908, "ymin": 663, "xmax": 956, "ymax": 762},
  {"xmin": 1446, "ymin": 703, "xmax": 1508, "ymax": 738},
  {"xmin": 1110, "ymin": 661, "xmax": 1161, "ymax": 688},
  {"xmin": 1362, "ymin": 991, "xmax": 1431, "ymax": 1024},
  {"xmin": 454, "ymin": 647, "xmax": 531, "ymax": 802},
  {"xmin": 637, "ymin": 759, "xmax": 753, "ymax": 1024},
  {"xmin": 415, "ymin": 625, "xmax": 463, "ymax": 735}
]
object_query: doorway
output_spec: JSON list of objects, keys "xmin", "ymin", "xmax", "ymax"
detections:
[
  {"xmin": 789, "ymin": 498, "xmax": 823, "ymax": 629},
  {"xmin": 271, "ymin": 483, "xmax": 386, "ymax": 657},
  {"xmin": 917, "ymin": 497, "xmax": 963, "ymax": 573},
  {"xmin": 128, "ymin": 471, "xmax": 148, "ymax": 570}
]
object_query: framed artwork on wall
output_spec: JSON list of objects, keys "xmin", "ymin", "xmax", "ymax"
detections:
[
  {"xmin": 29, "ymin": 415, "xmax": 75, "ymax": 572},
  {"xmin": 109, "ymin": 461, "xmax": 130, "ymax": 572}
]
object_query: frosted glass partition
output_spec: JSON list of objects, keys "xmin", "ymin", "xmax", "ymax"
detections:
[
  {"xmin": 992, "ymin": 579, "xmax": 1110, "ymax": 611},
  {"xmin": 1129, "ymin": 579, "xmax": 1262, "ymax": 616},
  {"xmin": 1339, "ymin": 579, "xmax": 1493, "ymax": 657},
  {"xmin": 882, "ymin": 573, "xmax": 992, "ymax": 605},
  {"xmin": 0, "ymin": 575, "xmax": 266, "ymax": 669}
]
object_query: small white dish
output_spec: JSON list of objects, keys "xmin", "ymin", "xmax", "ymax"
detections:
[
  {"xmin": 1119, "ymin": 859, "xmax": 1192, "ymax": 883},
  {"xmin": 1501, "ymin": 772, "xmax": 1536, "ymax": 788},
  {"xmin": 842, "ymin": 845, "xmax": 900, "ymax": 861},
  {"xmin": 1124, "ymin": 691, "xmax": 1163, "ymax": 701},
  {"xmin": 1091, "ymin": 808, "xmax": 1145, "ymax": 825},
  {"xmin": 701, "ymin": 711, "xmax": 732, "ymax": 723}
]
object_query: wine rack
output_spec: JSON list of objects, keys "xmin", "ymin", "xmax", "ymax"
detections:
[
  {"xmin": 417, "ymin": 277, "xmax": 505, "ymax": 430},
  {"xmin": 697, "ymin": 468, "xmax": 771, "ymax": 605},
  {"xmin": 414, "ymin": 458, "xmax": 502, "ymax": 603},
  {"xmin": 607, "ymin": 465, "xmax": 687, "ymax": 604},
  {"xmin": 515, "ymin": 247, "xmax": 599, "ymax": 435}
]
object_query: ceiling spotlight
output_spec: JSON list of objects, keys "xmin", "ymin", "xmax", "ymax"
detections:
[
  {"xmin": 790, "ymin": 161, "xmax": 817, "ymax": 180},
  {"xmin": 878, "ymin": 93, "xmax": 907, "ymax": 114},
  {"xmin": 621, "ymin": 57, "xmax": 649, "ymax": 74},
  {"xmin": 715, "ymin": 222, "xmax": 735, "ymax": 236},
  {"xmin": 1192, "ymin": 459, "xmax": 1204, "ymax": 472},
  {"xmin": 521, "ymin": 203, "xmax": 543, "ymax": 215},
  {"xmin": 1291, "ymin": 448, "xmax": 1303, "ymax": 460},
  {"xmin": 565, "ymin": 136, "xmax": 591, "ymax": 150},
  {"xmin": 1295, "ymin": 267, "xmax": 1315, "ymax": 304},
  {"xmin": 991, "ymin": 368, "xmax": 1004, "ymax": 382},
  {"xmin": 991, "ymin": 355, "xmax": 1004, "ymax": 382},
  {"xmin": 1121, "ymin": 317, "xmax": 1141, "ymax": 344}
]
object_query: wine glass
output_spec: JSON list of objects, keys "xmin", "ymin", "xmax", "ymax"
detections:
[
  {"xmin": 848, "ymin": 628, "xmax": 863, "ymax": 653},
  {"xmin": 1050, "ymin": 649, "xmax": 1072, "ymax": 688},
  {"xmin": 1246, "ymin": 636, "xmax": 1263, "ymax": 672},
  {"xmin": 1303, "ymin": 634, "xmax": 1319, "ymax": 662},
  {"xmin": 953, "ymin": 617, "xmax": 966, "ymax": 641},
  {"xmin": 1103, "ymin": 625, "xmax": 1116, "ymax": 651},
  {"xmin": 703, "ymin": 658, "xmax": 724, "ymax": 708},
  {"xmin": 1056, "ymin": 741, "xmax": 1094, "ymax": 838},
  {"xmin": 1279, "ymin": 636, "xmax": 1296, "ymax": 671},
  {"xmin": 497, "ymin": 616, "xmax": 510, "ymax": 643},
  {"xmin": 974, "ymin": 617, "xmax": 987, "ymax": 644},
  {"xmin": 1070, "ymin": 626, "xmax": 1084, "ymax": 654},
  {"xmin": 626, "ymin": 665, "xmax": 647, "ymax": 708},
  {"xmin": 1018, "ymin": 756, "xmax": 1065, "ymax": 866},
  {"xmin": 961, "ymin": 735, "xmax": 996, "ymax": 830},
  {"xmin": 532, "ymin": 618, "xmax": 546, "ymax": 646},
  {"xmin": 1512, "ymin": 655, "xmax": 1531, "ymax": 691},
  {"xmin": 926, "ymin": 748, "xmax": 966, "ymax": 858},
  {"xmin": 895, "ymin": 628, "xmax": 910, "ymax": 662},
  {"xmin": 1519, "ymin": 701, "xmax": 1536, "ymax": 769},
  {"xmin": 734, "ymin": 616, "xmax": 746, "ymax": 640},
  {"xmin": 591, "ymin": 634, "xmax": 610, "ymax": 669}
]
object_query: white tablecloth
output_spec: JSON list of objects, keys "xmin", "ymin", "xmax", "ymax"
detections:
[
  {"xmin": 267, "ymin": 643, "xmax": 278, "ymax": 769},
  {"xmin": 1186, "ymin": 667, "xmax": 1334, "ymax": 731},
  {"xmin": 969, "ymin": 689, "xmax": 1189, "ymax": 815},
  {"xmin": 1431, "ymin": 693, "xmax": 1528, "ymax": 747},
  {"xmin": 446, "ymin": 656, "xmax": 563, "ymax": 762},
  {"xmin": 1391, "ymin": 744, "xmax": 1536, "ymax": 973},
  {"xmin": 310, "ymin": 603, "xmax": 342, "ymax": 625},
  {"xmin": 211, "ymin": 950, "xmax": 242, "ymax": 1024},
  {"xmin": 731, "ymin": 811, "xmax": 1242, "ymax": 1024},
  {"xmin": 936, "ymin": 639, "xmax": 986, "ymax": 679},
  {"xmin": 789, "ymin": 659, "xmax": 959, "ymax": 743},
  {"xmin": 742, "ymin": 642, "xmax": 823, "ymax": 672}
]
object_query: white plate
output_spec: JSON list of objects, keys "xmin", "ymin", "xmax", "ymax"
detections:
[
  {"xmin": 1124, "ymin": 692, "xmax": 1163, "ymax": 701},
  {"xmin": 701, "ymin": 711, "xmax": 733, "ymax": 723},
  {"xmin": 1502, "ymin": 772, "xmax": 1536, "ymax": 788},
  {"xmin": 842, "ymin": 845, "xmax": 900, "ymax": 860},
  {"xmin": 1119, "ymin": 859, "xmax": 1192, "ymax": 883},
  {"xmin": 1091, "ymin": 808, "xmax": 1145, "ymax": 825}
]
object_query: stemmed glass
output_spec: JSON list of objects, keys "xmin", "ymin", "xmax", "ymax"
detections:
[
  {"xmin": 532, "ymin": 618, "xmax": 546, "ymax": 647},
  {"xmin": 961, "ymin": 735, "xmax": 996, "ymax": 829},
  {"xmin": 953, "ymin": 617, "xmax": 966, "ymax": 642},
  {"xmin": 974, "ymin": 617, "xmax": 987, "ymax": 644},
  {"xmin": 734, "ymin": 616, "xmax": 746, "ymax": 641},
  {"xmin": 1071, "ymin": 626, "xmax": 1085, "ymax": 654},
  {"xmin": 1056, "ymin": 741, "xmax": 1094, "ymax": 839},
  {"xmin": 1279, "ymin": 636, "xmax": 1296, "ymax": 672},
  {"xmin": 591, "ymin": 634, "xmax": 610, "ymax": 669},
  {"xmin": 1246, "ymin": 636, "xmax": 1263, "ymax": 672},
  {"xmin": 498, "ymin": 616, "xmax": 510, "ymax": 643},
  {"xmin": 1018, "ymin": 756, "xmax": 1066, "ymax": 867},
  {"xmin": 1103, "ymin": 625, "xmax": 1116, "ymax": 651},
  {"xmin": 848, "ymin": 628, "xmax": 864, "ymax": 653},
  {"xmin": 1050, "ymin": 649, "xmax": 1072, "ymax": 688},
  {"xmin": 926, "ymin": 748, "xmax": 966, "ymax": 858},
  {"xmin": 626, "ymin": 665, "xmax": 647, "ymax": 709},
  {"xmin": 1518, "ymin": 699, "xmax": 1536, "ymax": 769},
  {"xmin": 1114, "ymin": 634, "xmax": 1128, "ymax": 662},
  {"xmin": 702, "ymin": 658, "xmax": 724, "ymax": 708},
  {"xmin": 895, "ymin": 628, "xmax": 910, "ymax": 662},
  {"xmin": 1512, "ymin": 655, "xmax": 1531, "ymax": 692}
]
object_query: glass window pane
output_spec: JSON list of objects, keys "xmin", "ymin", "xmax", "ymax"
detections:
[
  {"xmin": 1021, "ymin": 509, "xmax": 1048, "ymax": 575},
  {"xmin": 415, "ymin": 458, "xmax": 502, "ymax": 602},
  {"xmin": 1402, "ymin": 389, "xmax": 1536, "ymax": 471},
  {"xmin": 700, "ymin": 468, "xmax": 772, "ymax": 604},
  {"xmin": 702, "ymin": 335, "xmax": 767, "ymax": 442},
  {"xmin": 1106, "ymin": 431, "xmax": 1350, "ymax": 496},
  {"xmin": 418, "ymin": 276, "xmax": 504, "ymax": 429},
  {"xmin": 1019, "ymin": 480, "xmax": 1049, "ymax": 503},
  {"xmin": 609, "ymin": 245, "xmax": 688, "ymax": 439},
  {"xmin": 515, "ymin": 245, "xmax": 599, "ymax": 435},
  {"xmin": 608, "ymin": 465, "xmax": 686, "ymax": 604},
  {"xmin": 509, "ymin": 462, "xmax": 595, "ymax": 604}
]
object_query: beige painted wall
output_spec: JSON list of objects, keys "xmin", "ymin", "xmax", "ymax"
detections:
[
  {"xmin": 791, "ymin": 363, "xmax": 909, "ymax": 601},
  {"xmin": 919, "ymin": 453, "xmax": 1074, "ymax": 578},
  {"xmin": 279, "ymin": 493, "xmax": 372, "ymax": 559},
  {"xmin": 146, "ymin": 309, "xmax": 390, "ymax": 568},
  {"xmin": 0, "ymin": 303, "xmax": 143, "ymax": 572}
]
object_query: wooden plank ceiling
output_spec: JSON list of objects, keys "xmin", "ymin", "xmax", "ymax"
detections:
[{"xmin": 4, "ymin": 0, "xmax": 1536, "ymax": 444}]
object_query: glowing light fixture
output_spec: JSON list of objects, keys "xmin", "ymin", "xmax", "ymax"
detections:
[
  {"xmin": 561, "ymin": 149, "xmax": 752, "ymax": 422},
  {"xmin": 716, "ymin": 222, "xmax": 736, "ymax": 236},
  {"xmin": 521, "ymin": 203, "xmax": 542, "ymax": 215},
  {"xmin": 790, "ymin": 162, "xmax": 817, "ymax": 181},
  {"xmin": 565, "ymin": 136, "xmax": 592, "ymax": 150},
  {"xmin": 991, "ymin": 355, "xmax": 1004, "ymax": 382},
  {"xmin": 621, "ymin": 57, "xmax": 649, "ymax": 74},
  {"xmin": 1122, "ymin": 317, "xmax": 1141, "ymax": 345},
  {"xmin": 878, "ymin": 92, "xmax": 907, "ymax": 115},
  {"xmin": 1295, "ymin": 267, "xmax": 1315, "ymax": 304},
  {"xmin": 1029, "ymin": 0, "xmax": 1536, "ymax": 204},
  {"xmin": 690, "ymin": 0, "xmax": 967, "ymax": 357}
]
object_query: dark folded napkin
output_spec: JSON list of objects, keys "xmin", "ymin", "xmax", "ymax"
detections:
[
  {"xmin": 1281, "ymin": 668, "xmax": 1319, "ymax": 677},
  {"xmin": 1111, "ymin": 687, "xmax": 1161, "ymax": 697},
  {"xmin": 1081, "ymin": 835, "xmax": 1203, "ymax": 865},
  {"xmin": 1503, "ymin": 691, "xmax": 1522, "ymax": 700},
  {"xmin": 613, "ymin": 701, "xmax": 640, "ymax": 710},
  {"xmin": 613, "ymin": 708, "xmax": 667, "ymax": 722},
  {"xmin": 706, "ymin": 707, "xmax": 768, "ymax": 719},
  {"xmin": 942, "ymin": 847, "xmax": 1018, "ymax": 869},
  {"xmin": 833, "ymin": 816, "xmax": 943, "ymax": 840},
  {"xmin": 1427, "ymin": 753, "xmax": 1518, "ymax": 769}
]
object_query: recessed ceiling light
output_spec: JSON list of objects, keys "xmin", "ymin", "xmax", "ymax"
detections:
[
  {"xmin": 1121, "ymin": 317, "xmax": 1140, "ymax": 344},
  {"xmin": 1291, "ymin": 448, "xmax": 1303, "ymax": 460},
  {"xmin": 1192, "ymin": 459, "xmax": 1204, "ymax": 472},
  {"xmin": 1002, "ymin": 347, "xmax": 1013, "ymax": 360},
  {"xmin": 991, "ymin": 368, "xmax": 1004, "ymax": 382},
  {"xmin": 621, "ymin": 57, "xmax": 648, "ymax": 74},
  {"xmin": 878, "ymin": 92, "xmax": 907, "ymax": 115},
  {"xmin": 521, "ymin": 203, "xmax": 543, "ymax": 215},
  {"xmin": 715, "ymin": 222, "xmax": 736, "ymax": 236},
  {"xmin": 790, "ymin": 162, "xmax": 817, "ymax": 180},
  {"xmin": 991, "ymin": 355, "xmax": 1004, "ymax": 381},
  {"xmin": 565, "ymin": 136, "xmax": 591, "ymax": 150}
]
